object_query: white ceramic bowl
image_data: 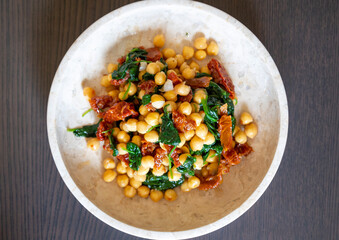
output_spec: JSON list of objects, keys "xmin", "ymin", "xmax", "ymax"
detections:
[{"xmin": 47, "ymin": 0, "xmax": 288, "ymax": 239}]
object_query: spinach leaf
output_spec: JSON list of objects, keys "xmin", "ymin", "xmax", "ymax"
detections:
[
  {"xmin": 160, "ymin": 58, "xmax": 168, "ymax": 74},
  {"xmin": 195, "ymin": 72, "xmax": 212, "ymax": 78},
  {"xmin": 143, "ymin": 172, "xmax": 184, "ymax": 190},
  {"xmin": 177, "ymin": 155, "xmax": 196, "ymax": 176},
  {"xmin": 191, "ymin": 143, "xmax": 223, "ymax": 164},
  {"xmin": 142, "ymin": 94, "xmax": 152, "ymax": 105},
  {"xmin": 207, "ymin": 81, "xmax": 229, "ymax": 100},
  {"xmin": 142, "ymin": 72, "xmax": 155, "ymax": 80},
  {"xmin": 159, "ymin": 106, "xmax": 180, "ymax": 146},
  {"xmin": 67, "ymin": 120, "xmax": 101, "ymax": 138},
  {"xmin": 108, "ymin": 134, "xmax": 119, "ymax": 157},
  {"xmin": 201, "ymin": 97, "xmax": 220, "ymax": 140},
  {"xmin": 126, "ymin": 142, "xmax": 142, "ymax": 170}
]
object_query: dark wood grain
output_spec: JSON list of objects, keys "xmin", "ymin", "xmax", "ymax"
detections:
[{"xmin": 1, "ymin": 0, "xmax": 338, "ymax": 239}]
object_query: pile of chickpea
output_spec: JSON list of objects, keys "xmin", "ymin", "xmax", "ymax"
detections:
[{"xmin": 82, "ymin": 34, "xmax": 255, "ymax": 202}]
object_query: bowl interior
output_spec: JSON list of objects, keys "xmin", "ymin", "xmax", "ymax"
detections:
[{"xmin": 48, "ymin": 1, "xmax": 286, "ymax": 235}]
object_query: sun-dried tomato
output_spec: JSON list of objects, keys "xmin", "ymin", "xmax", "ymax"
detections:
[
  {"xmin": 218, "ymin": 114, "xmax": 233, "ymax": 151},
  {"xmin": 167, "ymin": 72, "xmax": 183, "ymax": 85},
  {"xmin": 222, "ymin": 148, "xmax": 241, "ymax": 166},
  {"xmin": 154, "ymin": 147, "xmax": 167, "ymax": 170},
  {"xmin": 178, "ymin": 90, "xmax": 193, "ymax": 103},
  {"xmin": 219, "ymin": 103, "xmax": 228, "ymax": 116},
  {"xmin": 102, "ymin": 138, "xmax": 113, "ymax": 154},
  {"xmin": 198, "ymin": 158, "xmax": 231, "ymax": 190},
  {"xmin": 110, "ymin": 72, "xmax": 130, "ymax": 86},
  {"xmin": 172, "ymin": 110, "xmax": 196, "ymax": 133},
  {"xmin": 138, "ymin": 80, "xmax": 156, "ymax": 94},
  {"xmin": 162, "ymin": 144, "xmax": 182, "ymax": 167},
  {"xmin": 145, "ymin": 103, "xmax": 156, "ymax": 112},
  {"xmin": 235, "ymin": 143, "xmax": 253, "ymax": 157},
  {"xmin": 96, "ymin": 120, "xmax": 113, "ymax": 141},
  {"xmin": 141, "ymin": 140, "xmax": 157, "ymax": 156},
  {"xmin": 146, "ymin": 47, "xmax": 162, "ymax": 61},
  {"xmin": 207, "ymin": 58, "xmax": 235, "ymax": 99},
  {"xmin": 186, "ymin": 76, "xmax": 212, "ymax": 88},
  {"xmin": 117, "ymin": 154, "xmax": 129, "ymax": 166},
  {"xmin": 103, "ymin": 101, "xmax": 138, "ymax": 123},
  {"xmin": 117, "ymin": 56, "xmax": 126, "ymax": 65},
  {"xmin": 90, "ymin": 95, "xmax": 116, "ymax": 117}
]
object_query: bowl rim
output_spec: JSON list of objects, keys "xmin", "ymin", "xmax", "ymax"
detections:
[{"xmin": 47, "ymin": 0, "xmax": 289, "ymax": 239}]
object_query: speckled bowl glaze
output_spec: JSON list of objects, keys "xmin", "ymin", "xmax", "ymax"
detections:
[{"xmin": 47, "ymin": 0, "xmax": 288, "ymax": 239}]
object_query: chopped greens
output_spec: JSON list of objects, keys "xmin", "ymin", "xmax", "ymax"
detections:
[
  {"xmin": 126, "ymin": 142, "xmax": 142, "ymax": 170},
  {"xmin": 159, "ymin": 58, "xmax": 168, "ymax": 74},
  {"xmin": 159, "ymin": 106, "xmax": 180, "ymax": 146},
  {"xmin": 146, "ymin": 124, "xmax": 160, "ymax": 133},
  {"xmin": 67, "ymin": 120, "xmax": 101, "ymax": 138},
  {"xmin": 142, "ymin": 94, "xmax": 152, "ymax": 105},
  {"xmin": 177, "ymin": 155, "xmax": 196, "ymax": 176},
  {"xmin": 142, "ymin": 72, "xmax": 155, "ymax": 80},
  {"xmin": 195, "ymin": 72, "xmax": 212, "ymax": 78},
  {"xmin": 108, "ymin": 134, "xmax": 119, "ymax": 157},
  {"xmin": 123, "ymin": 81, "xmax": 132, "ymax": 99},
  {"xmin": 191, "ymin": 143, "xmax": 223, "ymax": 164},
  {"xmin": 201, "ymin": 97, "xmax": 220, "ymax": 140},
  {"xmin": 143, "ymin": 172, "xmax": 184, "ymax": 191},
  {"xmin": 82, "ymin": 108, "xmax": 93, "ymax": 117}
]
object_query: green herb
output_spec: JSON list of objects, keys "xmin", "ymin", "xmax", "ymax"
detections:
[
  {"xmin": 146, "ymin": 124, "xmax": 160, "ymax": 133},
  {"xmin": 142, "ymin": 72, "xmax": 155, "ymax": 80},
  {"xmin": 191, "ymin": 143, "xmax": 223, "ymax": 164},
  {"xmin": 142, "ymin": 94, "xmax": 152, "ymax": 105},
  {"xmin": 67, "ymin": 120, "xmax": 101, "ymax": 138},
  {"xmin": 201, "ymin": 97, "xmax": 220, "ymax": 140},
  {"xmin": 167, "ymin": 146, "xmax": 177, "ymax": 178},
  {"xmin": 143, "ymin": 172, "xmax": 184, "ymax": 191},
  {"xmin": 82, "ymin": 108, "xmax": 93, "ymax": 117},
  {"xmin": 123, "ymin": 81, "xmax": 131, "ymax": 100},
  {"xmin": 195, "ymin": 72, "xmax": 212, "ymax": 78},
  {"xmin": 160, "ymin": 58, "xmax": 168, "ymax": 74},
  {"xmin": 177, "ymin": 155, "xmax": 196, "ymax": 176},
  {"xmin": 125, "ymin": 142, "xmax": 142, "ymax": 170},
  {"xmin": 108, "ymin": 134, "xmax": 119, "ymax": 157},
  {"xmin": 159, "ymin": 105, "xmax": 180, "ymax": 146}
]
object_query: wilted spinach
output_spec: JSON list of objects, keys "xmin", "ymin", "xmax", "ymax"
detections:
[
  {"xmin": 143, "ymin": 172, "xmax": 184, "ymax": 190},
  {"xmin": 142, "ymin": 72, "xmax": 155, "ymax": 80},
  {"xmin": 141, "ymin": 94, "xmax": 152, "ymax": 105},
  {"xmin": 177, "ymin": 155, "xmax": 196, "ymax": 176},
  {"xmin": 108, "ymin": 134, "xmax": 119, "ymax": 157},
  {"xmin": 67, "ymin": 120, "xmax": 101, "ymax": 138},
  {"xmin": 195, "ymin": 72, "xmax": 212, "ymax": 78},
  {"xmin": 159, "ymin": 106, "xmax": 180, "ymax": 146},
  {"xmin": 126, "ymin": 142, "xmax": 142, "ymax": 170}
]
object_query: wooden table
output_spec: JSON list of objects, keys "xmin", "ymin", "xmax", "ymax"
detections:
[{"xmin": 1, "ymin": 0, "xmax": 338, "ymax": 239}]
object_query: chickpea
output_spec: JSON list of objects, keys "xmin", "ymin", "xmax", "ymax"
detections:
[
  {"xmin": 180, "ymin": 145, "xmax": 190, "ymax": 153},
  {"xmin": 206, "ymin": 41, "xmax": 219, "ymax": 55},
  {"xmin": 131, "ymin": 135, "xmax": 142, "ymax": 147},
  {"xmin": 193, "ymin": 89, "xmax": 207, "ymax": 104},
  {"xmin": 206, "ymin": 150, "xmax": 218, "ymax": 163},
  {"xmin": 175, "ymin": 54, "xmax": 185, "ymax": 66},
  {"xmin": 141, "ymin": 156, "xmax": 155, "ymax": 169},
  {"xmin": 199, "ymin": 110, "xmax": 206, "ymax": 120},
  {"xmin": 201, "ymin": 167, "xmax": 209, "ymax": 177},
  {"xmin": 166, "ymin": 57, "xmax": 177, "ymax": 69},
  {"xmin": 116, "ymin": 174, "xmax": 129, "ymax": 188},
  {"xmin": 100, "ymin": 75, "xmax": 111, "ymax": 87},
  {"xmin": 151, "ymin": 94, "xmax": 165, "ymax": 109},
  {"xmin": 146, "ymin": 62, "xmax": 161, "ymax": 75},
  {"xmin": 108, "ymin": 90, "xmax": 119, "ymax": 98},
  {"xmin": 119, "ymin": 121, "xmax": 128, "ymax": 132},
  {"xmin": 173, "ymin": 68, "xmax": 180, "ymax": 75},
  {"xmin": 126, "ymin": 167, "xmax": 135, "ymax": 179},
  {"xmin": 150, "ymin": 189, "xmax": 163, "ymax": 202},
  {"xmin": 153, "ymin": 34, "xmax": 165, "ymax": 48},
  {"xmin": 124, "ymin": 185, "xmax": 137, "ymax": 198},
  {"xmin": 137, "ymin": 121, "xmax": 151, "ymax": 134},
  {"xmin": 179, "ymin": 62, "xmax": 189, "ymax": 73},
  {"xmin": 138, "ymin": 89, "xmax": 146, "ymax": 99},
  {"xmin": 118, "ymin": 91, "xmax": 128, "ymax": 101},
  {"xmin": 184, "ymin": 130, "xmax": 195, "ymax": 141},
  {"xmin": 245, "ymin": 123, "xmax": 258, "ymax": 139},
  {"xmin": 138, "ymin": 115, "xmax": 145, "ymax": 121},
  {"xmin": 116, "ymin": 162, "xmax": 127, "ymax": 174},
  {"xmin": 233, "ymin": 125, "xmax": 240, "ymax": 135},
  {"xmin": 138, "ymin": 70, "xmax": 146, "ymax": 81},
  {"xmin": 144, "ymin": 130, "xmax": 159, "ymax": 143},
  {"xmin": 163, "ymin": 90, "xmax": 178, "ymax": 101},
  {"xmin": 196, "ymin": 123, "xmax": 208, "ymax": 140},
  {"xmin": 139, "ymin": 105, "xmax": 149, "ymax": 116},
  {"xmin": 181, "ymin": 180, "xmax": 191, "ymax": 192},
  {"xmin": 174, "ymin": 83, "xmax": 191, "ymax": 96},
  {"xmin": 155, "ymin": 71, "xmax": 166, "ymax": 85},
  {"xmin": 103, "ymin": 169, "xmax": 117, "ymax": 182},
  {"xmin": 138, "ymin": 186, "xmax": 150, "ymax": 198},
  {"xmin": 204, "ymin": 132, "xmax": 216, "ymax": 145},
  {"xmin": 164, "ymin": 189, "xmax": 177, "ymax": 201},
  {"xmin": 178, "ymin": 102, "xmax": 192, "ymax": 116},
  {"xmin": 178, "ymin": 133, "xmax": 186, "ymax": 148},
  {"xmin": 137, "ymin": 165, "xmax": 150, "ymax": 176},
  {"xmin": 235, "ymin": 130, "xmax": 247, "ymax": 144},
  {"xmin": 194, "ymin": 50, "xmax": 207, "ymax": 60},
  {"xmin": 145, "ymin": 112, "xmax": 160, "ymax": 126},
  {"xmin": 153, "ymin": 165, "xmax": 166, "ymax": 176},
  {"xmin": 117, "ymin": 143, "xmax": 128, "ymax": 155},
  {"xmin": 188, "ymin": 176, "xmax": 200, "ymax": 189},
  {"xmin": 159, "ymin": 113, "xmax": 164, "ymax": 124},
  {"xmin": 116, "ymin": 131, "xmax": 130, "ymax": 143},
  {"xmin": 103, "ymin": 158, "xmax": 115, "ymax": 169},
  {"xmin": 156, "ymin": 60, "xmax": 165, "ymax": 70},
  {"xmin": 83, "ymin": 87, "xmax": 95, "ymax": 101},
  {"xmin": 125, "ymin": 118, "xmax": 138, "ymax": 132},
  {"xmin": 240, "ymin": 112, "xmax": 253, "ymax": 125},
  {"xmin": 107, "ymin": 63, "xmax": 118, "ymax": 73},
  {"xmin": 189, "ymin": 61, "xmax": 200, "ymax": 71},
  {"xmin": 182, "ymin": 67, "xmax": 195, "ymax": 80},
  {"xmin": 164, "ymin": 101, "xmax": 177, "ymax": 112},
  {"xmin": 162, "ymin": 48, "xmax": 176, "ymax": 59},
  {"xmin": 207, "ymin": 163, "xmax": 218, "ymax": 175},
  {"xmin": 129, "ymin": 177, "xmax": 142, "ymax": 189},
  {"xmin": 193, "ymin": 155, "xmax": 204, "ymax": 170},
  {"xmin": 168, "ymin": 167, "xmax": 182, "ymax": 182},
  {"xmin": 166, "ymin": 69, "xmax": 176, "ymax": 77},
  {"xmin": 200, "ymin": 65, "xmax": 211, "ymax": 75},
  {"xmin": 194, "ymin": 37, "xmax": 207, "ymax": 49},
  {"xmin": 190, "ymin": 135, "xmax": 204, "ymax": 151},
  {"xmin": 190, "ymin": 113, "xmax": 202, "ymax": 126},
  {"xmin": 124, "ymin": 82, "xmax": 137, "ymax": 96},
  {"xmin": 133, "ymin": 173, "xmax": 146, "ymax": 182},
  {"xmin": 191, "ymin": 103, "xmax": 200, "ymax": 113},
  {"xmin": 87, "ymin": 138, "xmax": 100, "ymax": 151},
  {"xmin": 179, "ymin": 153, "xmax": 188, "ymax": 165},
  {"xmin": 182, "ymin": 46, "xmax": 194, "ymax": 60}
]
